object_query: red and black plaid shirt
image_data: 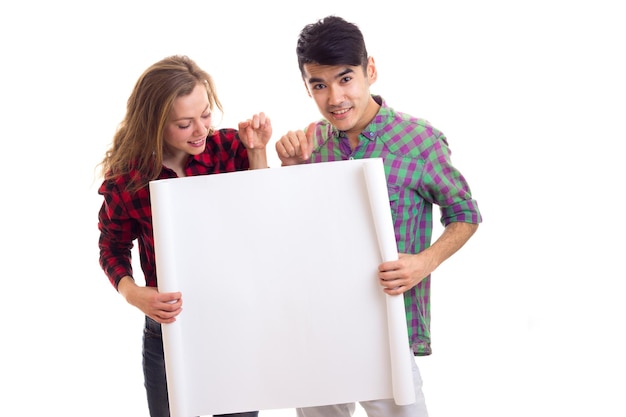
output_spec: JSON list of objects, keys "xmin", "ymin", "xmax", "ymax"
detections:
[{"xmin": 98, "ymin": 128, "xmax": 250, "ymax": 289}]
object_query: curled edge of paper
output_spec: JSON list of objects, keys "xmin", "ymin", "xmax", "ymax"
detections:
[
  {"xmin": 362, "ymin": 158, "xmax": 416, "ymax": 406},
  {"xmin": 150, "ymin": 179, "xmax": 189, "ymax": 417}
]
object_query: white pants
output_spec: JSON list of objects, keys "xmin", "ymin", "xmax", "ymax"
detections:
[{"xmin": 296, "ymin": 357, "xmax": 429, "ymax": 417}]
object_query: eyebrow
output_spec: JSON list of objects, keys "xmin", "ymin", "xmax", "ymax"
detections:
[
  {"xmin": 171, "ymin": 104, "xmax": 210, "ymax": 122},
  {"xmin": 307, "ymin": 67, "xmax": 354, "ymax": 85}
]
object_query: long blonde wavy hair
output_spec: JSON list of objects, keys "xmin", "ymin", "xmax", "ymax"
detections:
[{"xmin": 98, "ymin": 55, "xmax": 223, "ymax": 192}]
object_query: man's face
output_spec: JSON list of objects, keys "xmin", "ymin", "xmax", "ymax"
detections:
[{"xmin": 303, "ymin": 57, "xmax": 377, "ymax": 136}]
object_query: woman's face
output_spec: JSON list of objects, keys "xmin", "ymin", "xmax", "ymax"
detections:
[{"xmin": 163, "ymin": 83, "xmax": 212, "ymax": 159}]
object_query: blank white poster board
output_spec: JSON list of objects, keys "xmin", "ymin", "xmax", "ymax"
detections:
[{"xmin": 150, "ymin": 158, "xmax": 415, "ymax": 417}]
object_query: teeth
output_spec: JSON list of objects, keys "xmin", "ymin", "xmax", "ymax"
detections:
[{"xmin": 333, "ymin": 108, "xmax": 349, "ymax": 115}]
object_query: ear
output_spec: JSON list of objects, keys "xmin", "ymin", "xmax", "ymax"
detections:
[{"xmin": 367, "ymin": 56, "xmax": 378, "ymax": 84}]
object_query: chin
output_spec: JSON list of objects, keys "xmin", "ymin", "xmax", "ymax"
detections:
[
  {"xmin": 332, "ymin": 120, "xmax": 354, "ymax": 132},
  {"xmin": 187, "ymin": 146, "xmax": 205, "ymax": 155}
]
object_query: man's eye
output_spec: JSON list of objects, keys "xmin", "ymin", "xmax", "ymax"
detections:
[{"xmin": 313, "ymin": 84, "xmax": 325, "ymax": 90}]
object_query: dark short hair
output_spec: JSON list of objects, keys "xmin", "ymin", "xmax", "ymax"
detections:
[{"xmin": 296, "ymin": 15, "xmax": 368, "ymax": 76}]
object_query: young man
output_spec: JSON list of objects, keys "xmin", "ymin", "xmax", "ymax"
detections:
[{"xmin": 276, "ymin": 16, "xmax": 483, "ymax": 417}]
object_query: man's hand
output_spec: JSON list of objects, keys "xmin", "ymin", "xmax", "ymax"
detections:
[{"xmin": 275, "ymin": 122, "xmax": 316, "ymax": 166}]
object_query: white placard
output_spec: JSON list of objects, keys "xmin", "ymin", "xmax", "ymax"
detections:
[{"xmin": 150, "ymin": 158, "xmax": 414, "ymax": 417}]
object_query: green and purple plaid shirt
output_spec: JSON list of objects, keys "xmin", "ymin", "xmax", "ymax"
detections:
[{"xmin": 306, "ymin": 95, "xmax": 482, "ymax": 355}]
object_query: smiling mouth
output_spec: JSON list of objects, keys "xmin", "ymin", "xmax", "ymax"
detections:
[{"xmin": 331, "ymin": 107, "xmax": 350, "ymax": 116}]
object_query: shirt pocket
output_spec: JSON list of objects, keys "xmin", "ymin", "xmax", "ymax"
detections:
[{"xmin": 386, "ymin": 184, "xmax": 401, "ymax": 225}]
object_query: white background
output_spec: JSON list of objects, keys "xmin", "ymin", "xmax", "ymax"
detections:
[{"xmin": 0, "ymin": 1, "xmax": 624, "ymax": 416}]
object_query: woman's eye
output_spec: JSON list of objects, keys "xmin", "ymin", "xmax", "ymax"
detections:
[{"xmin": 178, "ymin": 124, "xmax": 191, "ymax": 129}]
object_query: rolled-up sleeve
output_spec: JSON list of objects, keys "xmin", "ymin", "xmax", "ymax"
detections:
[
  {"xmin": 98, "ymin": 180, "xmax": 135, "ymax": 289},
  {"xmin": 419, "ymin": 132, "xmax": 482, "ymax": 227}
]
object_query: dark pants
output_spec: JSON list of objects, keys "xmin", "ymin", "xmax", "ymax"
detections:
[{"xmin": 142, "ymin": 316, "xmax": 259, "ymax": 417}]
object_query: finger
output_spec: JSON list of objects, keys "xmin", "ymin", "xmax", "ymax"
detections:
[
  {"xmin": 238, "ymin": 120, "xmax": 251, "ymax": 130},
  {"xmin": 380, "ymin": 278, "xmax": 403, "ymax": 293},
  {"xmin": 154, "ymin": 309, "xmax": 180, "ymax": 323},
  {"xmin": 257, "ymin": 112, "xmax": 266, "ymax": 126},
  {"xmin": 247, "ymin": 126, "xmax": 255, "ymax": 149},
  {"xmin": 263, "ymin": 115, "xmax": 271, "ymax": 131},
  {"xmin": 239, "ymin": 122, "xmax": 255, "ymax": 149},
  {"xmin": 251, "ymin": 114, "xmax": 260, "ymax": 129},
  {"xmin": 158, "ymin": 291, "xmax": 182, "ymax": 303},
  {"xmin": 238, "ymin": 120, "xmax": 254, "ymax": 148},
  {"xmin": 279, "ymin": 133, "xmax": 299, "ymax": 157},
  {"xmin": 275, "ymin": 139, "xmax": 288, "ymax": 160},
  {"xmin": 162, "ymin": 300, "xmax": 182, "ymax": 312},
  {"xmin": 302, "ymin": 122, "xmax": 317, "ymax": 159}
]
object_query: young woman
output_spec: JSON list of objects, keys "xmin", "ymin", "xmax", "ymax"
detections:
[{"xmin": 97, "ymin": 55, "xmax": 270, "ymax": 417}]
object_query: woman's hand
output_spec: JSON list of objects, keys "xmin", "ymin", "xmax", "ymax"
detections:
[{"xmin": 118, "ymin": 276, "xmax": 183, "ymax": 323}]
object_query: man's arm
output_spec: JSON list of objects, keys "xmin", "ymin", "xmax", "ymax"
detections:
[{"xmin": 378, "ymin": 222, "xmax": 479, "ymax": 295}]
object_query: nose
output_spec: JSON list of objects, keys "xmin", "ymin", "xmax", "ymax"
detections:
[
  {"xmin": 195, "ymin": 120, "xmax": 208, "ymax": 136},
  {"xmin": 327, "ymin": 85, "xmax": 344, "ymax": 106}
]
